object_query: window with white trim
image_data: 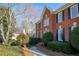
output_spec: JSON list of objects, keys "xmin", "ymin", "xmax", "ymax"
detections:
[
  {"xmin": 71, "ymin": 22, "xmax": 77, "ymax": 31},
  {"xmin": 57, "ymin": 26, "xmax": 64, "ymax": 41},
  {"xmin": 40, "ymin": 32, "xmax": 43, "ymax": 38},
  {"xmin": 70, "ymin": 4, "xmax": 79, "ymax": 19},
  {"xmin": 44, "ymin": 18, "xmax": 49, "ymax": 26},
  {"xmin": 58, "ymin": 11, "xmax": 64, "ymax": 23},
  {"xmin": 43, "ymin": 28, "xmax": 49, "ymax": 33}
]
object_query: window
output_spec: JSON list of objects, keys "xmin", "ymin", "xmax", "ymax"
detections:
[
  {"xmin": 37, "ymin": 32, "xmax": 40, "ymax": 38},
  {"xmin": 43, "ymin": 28, "xmax": 49, "ymax": 33},
  {"xmin": 69, "ymin": 22, "xmax": 77, "ymax": 41},
  {"xmin": 57, "ymin": 26, "xmax": 64, "ymax": 41},
  {"xmin": 58, "ymin": 11, "xmax": 64, "ymax": 23},
  {"xmin": 40, "ymin": 32, "xmax": 43, "ymax": 38},
  {"xmin": 37, "ymin": 23, "xmax": 41, "ymax": 29},
  {"xmin": 44, "ymin": 18, "xmax": 49, "ymax": 26},
  {"xmin": 71, "ymin": 22, "xmax": 77, "ymax": 31},
  {"xmin": 36, "ymin": 23, "xmax": 38, "ymax": 30},
  {"xmin": 70, "ymin": 4, "xmax": 79, "ymax": 19}
]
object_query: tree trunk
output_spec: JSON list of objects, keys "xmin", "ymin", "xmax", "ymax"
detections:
[{"xmin": 0, "ymin": 24, "xmax": 6, "ymax": 44}]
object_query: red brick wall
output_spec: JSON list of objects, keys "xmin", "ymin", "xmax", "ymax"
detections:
[{"xmin": 36, "ymin": 5, "xmax": 79, "ymax": 42}]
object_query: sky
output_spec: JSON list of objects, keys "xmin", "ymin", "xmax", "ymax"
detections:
[{"xmin": 12, "ymin": 3, "xmax": 65, "ymax": 26}]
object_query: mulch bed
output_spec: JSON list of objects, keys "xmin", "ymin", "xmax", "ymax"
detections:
[{"xmin": 36, "ymin": 43, "xmax": 69, "ymax": 56}]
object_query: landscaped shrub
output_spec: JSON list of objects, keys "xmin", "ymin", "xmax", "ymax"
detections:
[
  {"xmin": 16, "ymin": 33, "xmax": 29, "ymax": 47},
  {"xmin": 71, "ymin": 26, "xmax": 79, "ymax": 50},
  {"xmin": 47, "ymin": 41, "xmax": 72, "ymax": 54},
  {"xmin": 43, "ymin": 32, "xmax": 53, "ymax": 46},
  {"xmin": 8, "ymin": 39, "xmax": 21, "ymax": 46},
  {"xmin": 10, "ymin": 40, "xmax": 21, "ymax": 46},
  {"xmin": 47, "ymin": 41, "xmax": 63, "ymax": 51},
  {"xmin": 62, "ymin": 42, "xmax": 72, "ymax": 54},
  {"xmin": 29, "ymin": 37, "xmax": 41, "ymax": 46}
]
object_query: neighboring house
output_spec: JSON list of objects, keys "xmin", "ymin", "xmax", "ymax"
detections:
[{"xmin": 36, "ymin": 3, "xmax": 79, "ymax": 42}]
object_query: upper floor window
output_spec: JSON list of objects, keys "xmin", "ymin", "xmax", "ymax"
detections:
[
  {"xmin": 36, "ymin": 23, "xmax": 41, "ymax": 29},
  {"xmin": 57, "ymin": 11, "xmax": 64, "ymax": 23},
  {"xmin": 44, "ymin": 18, "xmax": 49, "ymax": 26},
  {"xmin": 70, "ymin": 4, "xmax": 79, "ymax": 19}
]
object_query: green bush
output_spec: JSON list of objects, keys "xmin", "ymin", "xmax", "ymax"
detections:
[
  {"xmin": 47, "ymin": 41, "xmax": 72, "ymax": 54},
  {"xmin": 47, "ymin": 41, "xmax": 63, "ymax": 51},
  {"xmin": 62, "ymin": 42, "xmax": 72, "ymax": 54},
  {"xmin": 29, "ymin": 37, "xmax": 41, "ymax": 46},
  {"xmin": 43, "ymin": 32, "xmax": 53, "ymax": 45},
  {"xmin": 11, "ymin": 40, "xmax": 22, "ymax": 46},
  {"xmin": 8, "ymin": 39, "xmax": 22, "ymax": 46},
  {"xmin": 71, "ymin": 26, "xmax": 79, "ymax": 50},
  {"xmin": 16, "ymin": 33, "xmax": 29, "ymax": 47}
]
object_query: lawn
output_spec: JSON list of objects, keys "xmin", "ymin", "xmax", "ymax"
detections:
[{"xmin": 0, "ymin": 45, "xmax": 24, "ymax": 56}]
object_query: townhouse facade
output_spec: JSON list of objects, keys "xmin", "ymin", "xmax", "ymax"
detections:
[{"xmin": 36, "ymin": 3, "xmax": 79, "ymax": 42}]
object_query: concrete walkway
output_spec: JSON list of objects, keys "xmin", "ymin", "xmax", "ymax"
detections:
[
  {"xmin": 36, "ymin": 43, "xmax": 68, "ymax": 56},
  {"xmin": 29, "ymin": 46, "xmax": 47, "ymax": 56}
]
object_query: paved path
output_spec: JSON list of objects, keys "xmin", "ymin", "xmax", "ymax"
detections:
[
  {"xmin": 36, "ymin": 43, "xmax": 68, "ymax": 56},
  {"xmin": 29, "ymin": 46, "xmax": 47, "ymax": 56},
  {"xmin": 22, "ymin": 47, "xmax": 33, "ymax": 56}
]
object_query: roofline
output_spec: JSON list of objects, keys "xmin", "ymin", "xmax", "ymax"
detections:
[
  {"xmin": 53, "ymin": 3, "xmax": 75, "ymax": 14},
  {"xmin": 36, "ymin": 20, "xmax": 42, "ymax": 24},
  {"xmin": 36, "ymin": 3, "xmax": 76, "ymax": 24},
  {"xmin": 36, "ymin": 6, "xmax": 50, "ymax": 24}
]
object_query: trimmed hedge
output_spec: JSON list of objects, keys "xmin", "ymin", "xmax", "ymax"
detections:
[
  {"xmin": 29, "ymin": 37, "xmax": 41, "ymax": 46},
  {"xmin": 62, "ymin": 42, "xmax": 72, "ymax": 54},
  {"xmin": 47, "ymin": 41, "xmax": 63, "ymax": 51},
  {"xmin": 43, "ymin": 32, "xmax": 53, "ymax": 45},
  {"xmin": 47, "ymin": 41, "xmax": 72, "ymax": 54},
  {"xmin": 71, "ymin": 26, "xmax": 79, "ymax": 50}
]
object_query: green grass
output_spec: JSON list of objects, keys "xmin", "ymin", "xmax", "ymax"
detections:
[{"xmin": 0, "ymin": 45, "xmax": 24, "ymax": 56}]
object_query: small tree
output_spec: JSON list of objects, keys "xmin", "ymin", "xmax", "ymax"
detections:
[
  {"xmin": 16, "ymin": 33, "xmax": 29, "ymax": 47},
  {"xmin": 43, "ymin": 32, "xmax": 53, "ymax": 46},
  {"xmin": 71, "ymin": 26, "xmax": 79, "ymax": 50}
]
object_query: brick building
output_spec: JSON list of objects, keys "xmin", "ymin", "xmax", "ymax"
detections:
[{"xmin": 36, "ymin": 3, "xmax": 79, "ymax": 42}]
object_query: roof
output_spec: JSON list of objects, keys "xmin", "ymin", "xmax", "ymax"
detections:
[
  {"xmin": 54, "ymin": 3, "xmax": 75, "ymax": 14},
  {"xmin": 36, "ymin": 20, "xmax": 42, "ymax": 24},
  {"xmin": 36, "ymin": 3, "xmax": 76, "ymax": 24},
  {"xmin": 36, "ymin": 6, "xmax": 51, "ymax": 24}
]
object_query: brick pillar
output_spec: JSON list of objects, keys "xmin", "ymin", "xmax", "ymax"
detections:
[{"xmin": 64, "ymin": 28, "xmax": 69, "ymax": 41}]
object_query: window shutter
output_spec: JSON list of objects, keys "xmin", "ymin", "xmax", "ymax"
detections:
[
  {"xmin": 62, "ymin": 28, "xmax": 64, "ymax": 41},
  {"xmin": 68, "ymin": 8, "xmax": 71, "ymax": 19},
  {"xmin": 62, "ymin": 11, "xmax": 64, "ymax": 21},
  {"xmin": 56, "ymin": 29, "xmax": 58, "ymax": 41},
  {"xmin": 56, "ymin": 14, "xmax": 58, "ymax": 23},
  {"xmin": 69, "ymin": 27, "xmax": 71, "ymax": 42},
  {"xmin": 78, "ymin": 3, "xmax": 79, "ymax": 14}
]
